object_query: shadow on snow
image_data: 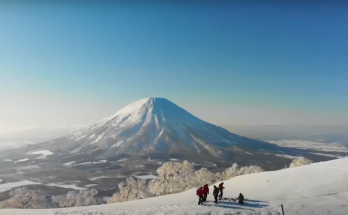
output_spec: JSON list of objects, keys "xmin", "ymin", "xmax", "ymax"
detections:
[{"xmin": 204, "ymin": 198, "xmax": 268, "ymax": 210}]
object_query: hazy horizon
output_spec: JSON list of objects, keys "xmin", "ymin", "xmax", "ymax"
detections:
[
  {"xmin": 1, "ymin": 2, "xmax": 348, "ymax": 134},
  {"xmin": 2, "ymin": 118, "xmax": 348, "ymax": 136}
]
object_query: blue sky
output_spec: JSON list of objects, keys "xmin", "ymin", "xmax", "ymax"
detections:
[{"xmin": 1, "ymin": 2, "xmax": 348, "ymax": 132}]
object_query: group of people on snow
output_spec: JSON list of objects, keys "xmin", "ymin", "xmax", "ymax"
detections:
[{"xmin": 196, "ymin": 182, "xmax": 244, "ymax": 205}]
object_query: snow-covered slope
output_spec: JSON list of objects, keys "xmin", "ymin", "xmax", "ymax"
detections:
[
  {"xmin": 32, "ymin": 98, "xmax": 285, "ymax": 161},
  {"xmin": 2, "ymin": 158, "xmax": 348, "ymax": 215}
]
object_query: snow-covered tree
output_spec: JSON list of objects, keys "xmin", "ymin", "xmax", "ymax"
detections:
[
  {"xmin": 195, "ymin": 167, "xmax": 215, "ymax": 186},
  {"xmin": 215, "ymin": 163, "xmax": 239, "ymax": 181},
  {"xmin": 148, "ymin": 160, "xmax": 196, "ymax": 196},
  {"xmin": 118, "ymin": 181, "xmax": 126, "ymax": 190},
  {"xmin": 107, "ymin": 160, "xmax": 265, "ymax": 204},
  {"xmin": 238, "ymin": 165, "xmax": 264, "ymax": 175},
  {"xmin": 51, "ymin": 189, "xmax": 100, "ymax": 208},
  {"xmin": 148, "ymin": 160, "xmax": 264, "ymax": 196},
  {"xmin": 108, "ymin": 177, "xmax": 151, "ymax": 203},
  {"xmin": 0, "ymin": 187, "xmax": 50, "ymax": 209},
  {"xmin": 289, "ymin": 156, "xmax": 313, "ymax": 168},
  {"xmin": 215, "ymin": 163, "xmax": 264, "ymax": 181}
]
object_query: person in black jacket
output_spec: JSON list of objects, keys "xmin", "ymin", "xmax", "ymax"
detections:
[
  {"xmin": 213, "ymin": 185, "xmax": 219, "ymax": 204},
  {"xmin": 236, "ymin": 193, "xmax": 244, "ymax": 204},
  {"xmin": 218, "ymin": 182, "xmax": 224, "ymax": 200}
]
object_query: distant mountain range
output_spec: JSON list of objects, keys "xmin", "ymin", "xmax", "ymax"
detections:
[
  {"xmin": 0, "ymin": 126, "xmax": 79, "ymax": 150},
  {"xmin": 223, "ymin": 124, "xmax": 348, "ymax": 144}
]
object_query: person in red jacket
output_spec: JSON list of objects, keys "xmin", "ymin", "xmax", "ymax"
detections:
[
  {"xmin": 202, "ymin": 184, "xmax": 209, "ymax": 202},
  {"xmin": 218, "ymin": 182, "xmax": 225, "ymax": 200},
  {"xmin": 197, "ymin": 187, "xmax": 204, "ymax": 205}
]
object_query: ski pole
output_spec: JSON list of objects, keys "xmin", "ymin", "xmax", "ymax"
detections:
[{"xmin": 281, "ymin": 204, "xmax": 285, "ymax": 215}]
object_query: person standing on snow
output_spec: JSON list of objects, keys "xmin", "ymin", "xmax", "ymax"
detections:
[
  {"xmin": 202, "ymin": 184, "xmax": 209, "ymax": 202},
  {"xmin": 218, "ymin": 182, "xmax": 225, "ymax": 200},
  {"xmin": 197, "ymin": 187, "xmax": 204, "ymax": 205},
  {"xmin": 213, "ymin": 185, "xmax": 219, "ymax": 204}
]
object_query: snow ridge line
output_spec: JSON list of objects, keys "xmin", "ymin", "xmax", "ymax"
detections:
[{"xmin": 307, "ymin": 166, "xmax": 348, "ymax": 171}]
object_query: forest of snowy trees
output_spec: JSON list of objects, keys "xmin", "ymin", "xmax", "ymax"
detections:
[
  {"xmin": 108, "ymin": 161, "xmax": 264, "ymax": 203},
  {"xmin": 0, "ymin": 157, "xmax": 313, "ymax": 209},
  {"xmin": 0, "ymin": 187, "xmax": 100, "ymax": 209}
]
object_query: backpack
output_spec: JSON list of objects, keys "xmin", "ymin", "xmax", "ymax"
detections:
[{"xmin": 213, "ymin": 187, "xmax": 219, "ymax": 195}]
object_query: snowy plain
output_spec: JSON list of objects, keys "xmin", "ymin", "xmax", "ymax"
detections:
[
  {"xmin": 0, "ymin": 180, "xmax": 86, "ymax": 192},
  {"xmin": 45, "ymin": 183, "xmax": 85, "ymax": 190},
  {"xmin": 27, "ymin": 150, "xmax": 54, "ymax": 156},
  {"xmin": 1, "ymin": 158, "xmax": 348, "ymax": 215},
  {"xmin": 0, "ymin": 180, "xmax": 41, "ymax": 192},
  {"xmin": 268, "ymin": 140, "xmax": 348, "ymax": 152}
]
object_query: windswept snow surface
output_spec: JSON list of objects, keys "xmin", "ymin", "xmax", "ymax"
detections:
[{"xmin": 2, "ymin": 158, "xmax": 348, "ymax": 214}]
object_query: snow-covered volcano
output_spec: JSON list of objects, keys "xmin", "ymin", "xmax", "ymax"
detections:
[{"xmin": 32, "ymin": 97, "xmax": 285, "ymax": 161}]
